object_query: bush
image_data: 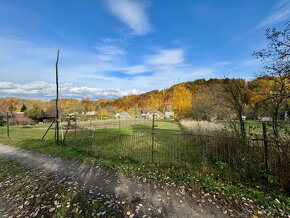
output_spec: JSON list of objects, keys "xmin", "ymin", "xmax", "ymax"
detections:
[{"xmin": 25, "ymin": 105, "xmax": 44, "ymax": 122}]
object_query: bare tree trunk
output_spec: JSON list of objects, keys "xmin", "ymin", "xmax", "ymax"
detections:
[{"xmin": 239, "ymin": 115, "xmax": 246, "ymax": 140}]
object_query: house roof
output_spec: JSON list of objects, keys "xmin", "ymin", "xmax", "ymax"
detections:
[
  {"xmin": 165, "ymin": 111, "xmax": 174, "ymax": 116},
  {"xmin": 43, "ymin": 114, "xmax": 56, "ymax": 119},
  {"xmin": 148, "ymin": 111, "xmax": 164, "ymax": 117},
  {"xmin": 117, "ymin": 112, "xmax": 131, "ymax": 117},
  {"xmin": 12, "ymin": 113, "xmax": 31, "ymax": 122}
]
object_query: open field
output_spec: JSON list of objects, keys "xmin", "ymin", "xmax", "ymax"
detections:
[
  {"xmin": 0, "ymin": 120, "xmax": 187, "ymax": 167},
  {"xmin": 77, "ymin": 118, "xmax": 152, "ymax": 129}
]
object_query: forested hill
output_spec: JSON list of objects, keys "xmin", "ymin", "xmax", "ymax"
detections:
[{"xmin": 0, "ymin": 76, "xmax": 276, "ymax": 117}]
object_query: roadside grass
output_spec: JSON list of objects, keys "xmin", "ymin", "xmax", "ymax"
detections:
[
  {"xmin": 120, "ymin": 164, "xmax": 290, "ymax": 217},
  {"xmin": 0, "ymin": 159, "xmax": 124, "ymax": 217},
  {"xmin": 0, "ymin": 120, "xmax": 289, "ymax": 216},
  {"xmin": 217, "ymin": 120, "xmax": 290, "ymax": 137}
]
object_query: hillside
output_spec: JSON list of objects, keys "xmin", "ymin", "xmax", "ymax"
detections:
[{"xmin": 0, "ymin": 76, "xmax": 276, "ymax": 118}]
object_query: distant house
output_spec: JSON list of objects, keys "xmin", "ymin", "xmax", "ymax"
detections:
[
  {"xmin": 43, "ymin": 114, "xmax": 56, "ymax": 123},
  {"xmin": 259, "ymin": 117, "xmax": 272, "ymax": 122},
  {"xmin": 68, "ymin": 112, "xmax": 79, "ymax": 116},
  {"xmin": 11, "ymin": 112, "xmax": 31, "ymax": 124},
  {"xmin": 136, "ymin": 114, "xmax": 147, "ymax": 119},
  {"xmin": 0, "ymin": 112, "xmax": 31, "ymax": 125},
  {"xmin": 115, "ymin": 112, "xmax": 132, "ymax": 119},
  {"xmin": 165, "ymin": 111, "xmax": 175, "ymax": 119},
  {"xmin": 147, "ymin": 111, "xmax": 164, "ymax": 120},
  {"xmin": 85, "ymin": 111, "xmax": 98, "ymax": 115}
]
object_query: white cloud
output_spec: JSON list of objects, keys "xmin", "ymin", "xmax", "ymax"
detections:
[
  {"xmin": 0, "ymin": 81, "xmax": 139, "ymax": 99},
  {"xmin": 257, "ymin": 0, "xmax": 290, "ymax": 28},
  {"xmin": 146, "ymin": 48, "xmax": 185, "ymax": 66},
  {"xmin": 121, "ymin": 65, "xmax": 149, "ymax": 75},
  {"xmin": 105, "ymin": 0, "xmax": 152, "ymax": 35},
  {"xmin": 94, "ymin": 39, "xmax": 126, "ymax": 61}
]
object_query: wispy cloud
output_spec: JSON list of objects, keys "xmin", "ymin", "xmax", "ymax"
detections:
[
  {"xmin": 257, "ymin": 0, "xmax": 290, "ymax": 28},
  {"xmin": 105, "ymin": 0, "xmax": 152, "ymax": 35},
  {"xmin": 145, "ymin": 48, "xmax": 185, "ymax": 66},
  {"xmin": 0, "ymin": 81, "xmax": 139, "ymax": 99},
  {"xmin": 121, "ymin": 65, "xmax": 149, "ymax": 75},
  {"xmin": 94, "ymin": 39, "xmax": 126, "ymax": 61}
]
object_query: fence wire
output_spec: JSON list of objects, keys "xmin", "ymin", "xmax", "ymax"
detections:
[{"xmin": 64, "ymin": 127, "xmax": 290, "ymax": 185}]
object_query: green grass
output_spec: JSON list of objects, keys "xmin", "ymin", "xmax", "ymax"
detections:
[
  {"xmin": 0, "ymin": 120, "xmax": 289, "ymax": 216},
  {"xmin": 217, "ymin": 120, "xmax": 290, "ymax": 137},
  {"xmin": 0, "ymin": 120, "xmax": 184, "ymax": 165}
]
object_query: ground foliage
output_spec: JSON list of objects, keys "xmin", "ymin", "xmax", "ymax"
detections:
[{"xmin": 0, "ymin": 159, "xmax": 125, "ymax": 217}]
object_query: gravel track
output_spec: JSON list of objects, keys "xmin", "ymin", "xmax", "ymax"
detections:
[{"xmin": 0, "ymin": 144, "xmax": 227, "ymax": 218}]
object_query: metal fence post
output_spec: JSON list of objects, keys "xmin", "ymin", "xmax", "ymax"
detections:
[
  {"xmin": 74, "ymin": 114, "xmax": 77, "ymax": 137},
  {"xmin": 262, "ymin": 122, "xmax": 269, "ymax": 172},
  {"xmin": 6, "ymin": 112, "xmax": 9, "ymax": 137},
  {"xmin": 91, "ymin": 128, "xmax": 96, "ymax": 156},
  {"xmin": 151, "ymin": 114, "xmax": 155, "ymax": 162}
]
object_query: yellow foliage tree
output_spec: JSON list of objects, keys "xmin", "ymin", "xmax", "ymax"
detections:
[
  {"xmin": 172, "ymin": 84, "xmax": 193, "ymax": 118},
  {"xmin": 149, "ymin": 93, "xmax": 162, "ymax": 111}
]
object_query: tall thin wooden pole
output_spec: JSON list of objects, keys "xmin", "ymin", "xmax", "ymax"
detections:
[{"xmin": 55, "ymin": 50, "xmax": 60, "ymax": 143}]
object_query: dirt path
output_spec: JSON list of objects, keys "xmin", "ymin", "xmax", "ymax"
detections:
[
  {"xmin": 0, "ymin": 144, "xmax": 226, "ymax": 218},
  {"xmin": 0, "ymin": 194, "xmax": 18, "ymax": 217}
]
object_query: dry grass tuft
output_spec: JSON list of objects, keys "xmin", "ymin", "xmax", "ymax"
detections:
[{"xmin": 180, "ymin": 119, "xmax": 233, "ymax": 136}]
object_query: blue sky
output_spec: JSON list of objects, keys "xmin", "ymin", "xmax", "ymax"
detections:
[{"xmin": 0, "ymin": 0, "xmax": 289, "ymax": 99}]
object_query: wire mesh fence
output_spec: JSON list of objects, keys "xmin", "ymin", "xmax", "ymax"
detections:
[{"xmin": 64, "ymin": 126, "xmax": 290, "ymax": 185}]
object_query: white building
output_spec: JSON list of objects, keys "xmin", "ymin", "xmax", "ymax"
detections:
[
  {"xmin": 165, "ymin": 111, "xmax": 174, "ymax": 119},
  {"xmin": 115, "ymin": 112, "xmax": 132, "ymax": 119},
  {"xmin": 147, "ymin": 111, "xmax": 164, "ymax": 120},
  {"xmin": 85, "ymin": 111, "xmax": 98, "ymax": 115},
  {"xmin": 259, "ymin": 117, "xmax": 272, "ymax": 122}
]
